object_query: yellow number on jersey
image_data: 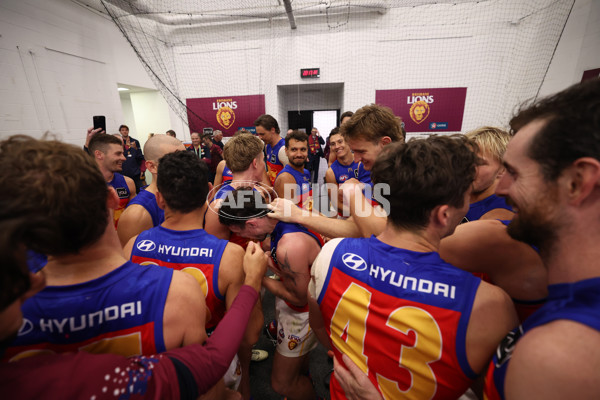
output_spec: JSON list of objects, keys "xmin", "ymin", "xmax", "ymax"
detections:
[
  {"xmin": 377, "ymin": 306, "xmax": 442, "ymax": 399},
  {"xmin": 330, "ymin": 282, "xmax": 371, "ymax": 373},
  {"xmin": 330, "ymin": 286, "xmax": 443, "ymax": 399}
]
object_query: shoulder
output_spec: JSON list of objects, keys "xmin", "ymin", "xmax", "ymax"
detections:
[
  {"xmin": 506, "ymin": 320, "xmax": 600, "ymax": 399},
  {"xmin": 119, "ymin": 204, "xmax": 151, "ymax": 225},
  {"xmin": 275, "ymin": 171, "xmax": 295, "ymax": 184},
  {"xmin": 309, "ymin": 238, "xmax": 344, "ymax": 299},
  {"xmin": 169, "ymin": 269, "xmax": 205, "ymax": 303},
  {"xmin": 221, "ymin": 242, "xmax": 245, "ymax": 264},
  {"xmin": 219, "ymin": 242, "xmax": 245, "ymax": 283},
  {"xmin": 278, "ymin": 230, "xmax": 320, "ymax": 253}
]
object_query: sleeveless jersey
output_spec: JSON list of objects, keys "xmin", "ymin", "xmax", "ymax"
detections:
[
  {"xmin": 130, "ymin": 226, "xmax": 228, "ymax": 332},
  {"xmin": 108, "ymin": 173, "xmax": 130, "ymax": 227},
  {"xmin": 331, "ymin": 160, "xmax": 371, "ymax": 185},
  {"xmin": 126, "ymin": 188, "xmax": 164, "ymax": 227},
  {"xmin": 270, "ymin": 222, "xmax": 324, "ymax": 312},
  {"xmin": 315, "ymin": 236, "xmax": 481, "ymax": 399},
  {"xmin": 464, "ymin": 194, "xmax": 513, "ymax": 222},
  {"xmin": 3, "ymin": 261, "xmax": 173, "ymax": 362},
  {"xmin": 484, "ymin": 277, "xmax": 600, "ymax": 400},
  {"xmin": 210, "ymin": 184, "xmax": 252, "ymax": 250},
  {"xmin": 266, "ymin": 138, "xmax": 286, "ymax": 185},
  {"xmin": 277, "ymin": 164, "xmax": 312, "ymax": 211},
  {"xmin": 222, "ymin": 165, "xmax": 233, "ymax": 183}
]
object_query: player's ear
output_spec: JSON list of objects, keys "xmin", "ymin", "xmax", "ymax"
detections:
[
  {"xmin": 431, "ymin": 204, "xmax": 451, "ymax": 229},
  {"xmin": 567, "ymin": 157, "xmax": 600, "ymax": 206},
  {"xmin": 146, "ymin": 160, "xmax": 158, "ymax": 175},
  {"xmin": 155, "ymin": 191, "xmax": 166, "ymax": 210},
  {"xmin": 380, "ymin": 136, "xmax": 392, "ymax": 146}
]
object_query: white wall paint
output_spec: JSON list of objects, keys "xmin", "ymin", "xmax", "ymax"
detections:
[
  {"xmin": 129, "ymin": 90, "xmax": 173, "ymax": 151},
  {"xmin": 0, "ymin": 0, "xmax": 165, "ymax": 144},
  {"xmin": 0, "ymin": 0, "xmax": 598, "ymax": 143}
]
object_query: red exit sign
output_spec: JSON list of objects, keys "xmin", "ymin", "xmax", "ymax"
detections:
[{"xmin": 301, "ymin": 68, "xmax": 320, "ymax": 78}]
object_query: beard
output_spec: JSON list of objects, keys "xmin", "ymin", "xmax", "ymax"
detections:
[
  {"xmin": 290, "ymin": 157, "xmax": 306, "ymax": 168},
  {"xmin": 506, "ymin": 193, "xmax": 560, "ymax": 251}
]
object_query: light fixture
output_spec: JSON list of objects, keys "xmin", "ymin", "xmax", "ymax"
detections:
[{"xmin": 118, "ymin": 87, "xmax": 129, "ymax": 91}]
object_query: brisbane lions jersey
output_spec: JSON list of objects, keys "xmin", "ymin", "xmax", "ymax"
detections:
[
  {"xmin": 484, "ymin": 277, "xmax": 600, "ymax": 400},
  {"xmin": 222, "ymin": 165, "xmax": 233, "ymax": 183},
  {"xmin": 126, "ymin": 188, "xmax": 164, "ymax": 227},
  {"xmin": 108, "ymin": 173, "xmax": 130, "ymax": 227},
  {"xmin": 311, "ymin": 236, "xmax": 482, "ymax": 399},
  {"xmin": 4, "ymin": 261, "xmax": 173, "ymax": 362},
  {"xmin": 266, "ymin": 138, "xmax": 286, "ymax": 186},
  {"xmin": 130, "ymin": 226, "xmax": 228, "ymax": 332},
  {"xmin": 277, "ymin": 165, "xmax": 312, "ymax": 211}
]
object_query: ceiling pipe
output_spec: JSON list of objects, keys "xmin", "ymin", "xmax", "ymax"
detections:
[
  {"xmin": 282, "ymin": 0, "xmax": 297, "ymax": 29},
  {"xmin": 101, "ymin": 0, "xmax": 389, "ymax": 26}
]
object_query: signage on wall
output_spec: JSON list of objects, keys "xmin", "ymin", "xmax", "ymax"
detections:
[
  {"xmin": 186, "ymin": 94, "xmax": 265, "ymax": 137},
  {"xmin": 301, "ymin": 68, "xmax": 320, "ymax": 78},
  {"xmin": 375, "ymin": 87, "xmax": 467, "ymax": 133}
]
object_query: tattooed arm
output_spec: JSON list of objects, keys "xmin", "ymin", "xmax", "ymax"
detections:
[{"xmin": 261, "ymin": 232, "xmax": 319, "ymax": 307}]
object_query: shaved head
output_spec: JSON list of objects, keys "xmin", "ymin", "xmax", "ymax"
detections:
[{"xmin": 144, "ymin": 134, "xmax": 185, "ymax": 162}]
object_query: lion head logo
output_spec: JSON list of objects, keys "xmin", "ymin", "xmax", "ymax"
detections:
[
  {"xmin": 216, "ymin": 106, "xmax": 235, "ymax": 129},
  {"xmin": 409, "ymin": 101, "xmax": 430, "ymax": 124}
]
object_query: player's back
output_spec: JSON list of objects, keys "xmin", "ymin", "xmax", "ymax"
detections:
[
  {"xmin": 314, "ymin": 236, "xmax": 482, "ymax": 399},
  {"xmin": 4, "ymin": 261, "xmax": 173, "ymax": 362},
  {"xmin": 130, "ymin": 226, "xmax": 228, "ymax": 332}
]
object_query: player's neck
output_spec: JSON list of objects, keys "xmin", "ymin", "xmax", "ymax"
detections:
[
  {"xmin": 232, "ymin": 169, "xmax": 261, "ymax": 183},
  {"xmin": 145, "ymin": 181, "xmax": 158, "ymax": 194},
  {"xmin": 161, "ymin": 205, "xmax": 207, "ymax": 231},
  {"xmin": 377, "ymin": 224, "xmax": 439, "ymax": 253},
  {"xmin": 337, "ymin": 152, "xmax": 354, "ymax": 166},
  {"xmin": 43, "ymin": 218, "xmax": 127, "ymax": 286},
  {"xmin": 544, "ymin": 226, "xmax": 600, "ymax": 285},
  {"xmin": 99, "ymin": 165, "xmax": 114, "ymax": 183},
  {"xmin": 290, "ymin": 163, "xmax": 305, "ymax": 174},
  {"xmin": 269, "ymin": 135, "xmax": 282, "ymax": 147},
  {"xmin": 470, "ymin": 182, "xmax": 497, "ymax": 203}
]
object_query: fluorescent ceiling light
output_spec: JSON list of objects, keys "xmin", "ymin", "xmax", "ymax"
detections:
[{"xmin": 118, "ymin": 87, "xmax": 129, "ymax": 91}]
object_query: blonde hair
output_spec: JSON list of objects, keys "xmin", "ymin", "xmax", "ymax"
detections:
[
  {"xmin": 223, "ymin": 134, "xmax": 264, "ymax": 172},
  {"xmin": 465, "ymin": 126, "xmax": 511, "ymax": 162}
]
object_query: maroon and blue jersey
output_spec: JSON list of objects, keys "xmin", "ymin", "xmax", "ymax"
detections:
[
  {"xmin": 484, "ymin": 277, "xmax": 600, "ymax": 400},
  {"xmin": 222, "ymin": 165, "xmax": 233, "ymax": 183},
  {"xmin": 266, "ymin": 138, "xmax": 286, "ymax": 185},
  {"xmin": 330, "ymin": 160, "xmax": 371, "ymax": 185},
  {"xmin": 130, "ymin": 226, "xmax": 228, "ymax": 332},
  {"xmin": 3, "ymin": 261, "xmax": 173, "ymax": 362},
  {"xmin": 108, "ymin": 172, "xmax": 130, "ymax": 226},
  {"xmin": 126, "ymin": 188, "xmax": 164, "ymax": 226},
  {"xmin": 277, "ymin": 164, "xmax": 312, "ymax": 211},
  {"xmin": 315, "ymin": 236, "xmax": 481, "ymax": 399},
  {"xmin": 464, "ymin": 194, "xmax": 513, "ymax": 222}
]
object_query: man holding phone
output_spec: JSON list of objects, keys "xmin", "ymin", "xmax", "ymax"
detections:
[{"xmin": 119, "ymin": 124, "xmax": 145, "ymax": 193}]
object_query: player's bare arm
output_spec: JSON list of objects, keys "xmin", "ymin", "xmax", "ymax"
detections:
[
  {"xmin": 163, "ymin": 270, "xmax": 208, "ymax": 348},
  {"xmin": 268, "ymin": 198, "xmax": 361, "ymax": 239},
  {"xmin": 117, "ymin": 205, "xmax": 153, "ymax": 247}
]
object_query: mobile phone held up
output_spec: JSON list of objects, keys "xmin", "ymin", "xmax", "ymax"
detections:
[{"xmin": 93, "ymin": 116, "xmax": 106, "ymax": 133}]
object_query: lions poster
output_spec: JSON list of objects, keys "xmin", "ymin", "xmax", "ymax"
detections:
[
  {"xmin": 186, "ymin": 94, "xmax": 266, "ymax": 136},
  {"xmin": 375, "ymin": 88, "xmax": 467, "ymax": 133}
]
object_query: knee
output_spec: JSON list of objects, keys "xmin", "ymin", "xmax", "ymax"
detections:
[{"xmin": 271, "ymin": 373, "xmax": 292, "ymax": 396}]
